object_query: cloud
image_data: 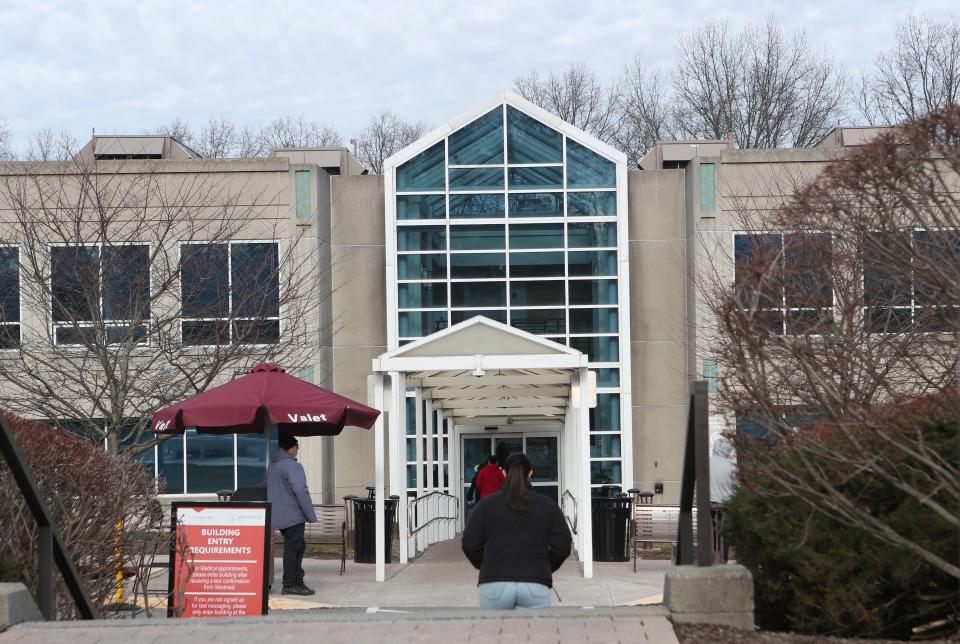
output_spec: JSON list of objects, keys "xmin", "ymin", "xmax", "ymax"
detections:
[{"xmin": 0, "ymin": 0, "xmax": 954, "ymax": 152}]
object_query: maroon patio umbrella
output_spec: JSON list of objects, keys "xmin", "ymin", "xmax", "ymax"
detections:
[{"xmin": 152, "ymin": 363, "xmax": 380, "ymax": 436}]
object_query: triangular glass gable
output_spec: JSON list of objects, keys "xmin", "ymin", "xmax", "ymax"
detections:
[
  {"xmin": 566, "ymin": 139, "xmax": 615, "ymax": 189},
  {"xmin": 507, "ymin": 106, "xmax": 562, "ymax": 164},
  {"xmin": 448, "ymin": 108, "xmax": 503, "ymax": 165},
  {"xmin": 397, "ymin": 141, "xmax": 445, "ymax": 192}
]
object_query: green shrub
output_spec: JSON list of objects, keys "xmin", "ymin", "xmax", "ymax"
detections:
[
  {"xmin": 0, "ymin": 553, "xmax": 24, "ymax": 583},
  {"xmin": 725, "ymin": 416, "xmax": 958, "ymax": 639}
]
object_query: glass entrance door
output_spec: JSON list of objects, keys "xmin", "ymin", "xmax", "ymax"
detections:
[{"xmin": 461, "ymin": 434, "xmax": 560, "ymax": 521}]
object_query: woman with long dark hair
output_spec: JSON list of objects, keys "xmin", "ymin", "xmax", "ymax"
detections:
[{"xmin": 461, "ymin": 452, "xmax": 572, "ymax": 609}]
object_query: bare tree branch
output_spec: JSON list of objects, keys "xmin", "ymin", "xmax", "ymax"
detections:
[
  {"xmin": 700, "ymin": 106, "xmax": 960, "ymax": 579},
  {"xmin": 0, "ymin": 120, "xmax": 12, "ymax": 161},
  {"xmin": 858, "ymin": 13, "xmax": 960, "ymax": 125},
  {"xmin": 0, "ymin": 153, "xmax": 322, "ymax": 454},
  {"xmin": 150, "ymin": 115, "xmax": 343, "ymax": 158},
  {"xmin": 673, "ymin": 17, "xmax": 848, "ymax": 148},
  {"xmin": 514, "ymin": 62, "xmax": 622, "ymax": 145},
  {"xmin": 616, "ymin": 55, "xmax": 677, "ymax": 167},
  {"xmin": 356, "ymin": 110, "xmax": 428, "ymax": 175}
]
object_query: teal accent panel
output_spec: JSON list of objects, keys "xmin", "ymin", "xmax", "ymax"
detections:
[
  {"xmin": 703, "ymin": 358, "xmax": 718, "ymax": 393},
  {"xmin": 295, "ymin": 170, "xmax": 312, "ymax": 222},
  {"xmin": 699, "ymin": 163, "xmax": 716, "ymax": 212}
]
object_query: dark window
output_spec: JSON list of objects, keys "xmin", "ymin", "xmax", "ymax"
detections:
[
  {"xmin": 51, "ymin": 244, "xmax": 151, "ymax": 345},
  {"xmin": 863, "ymin": 232, "xmax": 911, "ymax": 333},
  {"xmin": 911, "ymin": 230, "xmax": 959, "ymax": 332},
  {"xmin": 734, "ymin": 233, "xmax": 833, "ymax": 336},
  {"xmin": 0, "ymin": 247, "xmax": 20, "ymax": 349},
  {"xmin": 94, "ymin": 153, "xmax": 162, "ymax": 160},
  {"xmin": 181, "ymin": 242, "xmax": 280, "ymax": 346},
  {"xmin": 182, "ymin": 244, "xmax": 229, "ymax": 319},
  {"xmin": 862, "ymin": 230, "xmax": 959, "ymax": 333}
]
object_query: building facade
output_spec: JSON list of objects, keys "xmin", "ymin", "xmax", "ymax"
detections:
[{"xmin": 0, "ymin": 93, "xmax": 892, "ymax": 535}]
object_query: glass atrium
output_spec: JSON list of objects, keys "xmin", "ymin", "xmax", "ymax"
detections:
[{"xmin": 387, "ymin": 99, "xmax": 629, "ymax": 488}]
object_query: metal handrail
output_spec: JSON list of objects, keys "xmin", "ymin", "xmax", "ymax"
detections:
[
  {"xmin": 561, "ymin": 489, "xmax": 577, "ymax": 535},
  {"xmin": 408, "ymin": 490, "xmax": 459, "ymax": 537}
]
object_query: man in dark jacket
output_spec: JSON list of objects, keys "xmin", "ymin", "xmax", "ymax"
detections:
[{"xmin": 264, "ymin": 433, "xmax": 317, "ymax": 596}]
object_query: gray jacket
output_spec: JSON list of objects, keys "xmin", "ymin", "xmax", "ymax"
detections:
[{"xmin": 263, "ymin": 448, "xmax": 317, "ymax": 530}]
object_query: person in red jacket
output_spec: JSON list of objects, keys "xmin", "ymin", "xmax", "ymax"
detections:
[{"xmin": 475, "ymin": 454, "xmax": 505, "ymax": 498}]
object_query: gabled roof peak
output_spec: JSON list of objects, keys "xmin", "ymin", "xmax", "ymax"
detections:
[{"xmin": 384, "ymin": 89, "xmax": 626, "ymax": 172}]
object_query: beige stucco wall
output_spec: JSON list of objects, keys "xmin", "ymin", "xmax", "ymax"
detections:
[
  {"xmin": 627, "ymin": 169, "xmax": 690, "ymax": 503},
  {"xmin": 0, "ymin": 156, "xmax": 333, "ymax": 500},
  {"xmin": 329, "ymin": 174, "xmax": 387, "ymax": 500},
  {"xmin": 688, "ymin": 149, "xmax": 837, "ymax": 464}
]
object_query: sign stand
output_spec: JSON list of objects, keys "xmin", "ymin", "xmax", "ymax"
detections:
[{"xmin": 168, "ymin": 501, "xmax": 272, "ymax": 618}]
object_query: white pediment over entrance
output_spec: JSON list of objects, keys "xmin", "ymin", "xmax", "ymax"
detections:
[
  {"xmin": 380, "ymin": 316, "xmax": 579, "ymax": 360},
  {"xmin": 373, "ymin": 316, "xmax": 588, "ymax": 425}
]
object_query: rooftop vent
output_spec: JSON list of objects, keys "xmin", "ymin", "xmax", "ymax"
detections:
[{"xmin": 78, "ymin": 135, "xmax": 201, "ymax": 162}]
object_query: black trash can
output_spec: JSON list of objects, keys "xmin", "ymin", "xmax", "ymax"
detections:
[
  {"xmin": 591, "ymin": 494, "xmax": 632, "ymax": 562},
  {"xmin": 352, "ymin": 488, "xmax": 399, "ymax": 564}
]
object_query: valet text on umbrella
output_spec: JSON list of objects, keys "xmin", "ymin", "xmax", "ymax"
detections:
[{"xmin": 287, "ymin": 413, "xmax": 328, "ymax": 423}]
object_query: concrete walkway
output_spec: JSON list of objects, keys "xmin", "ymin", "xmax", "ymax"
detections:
[
  {"xmin": 270, "ymin": 537, "xmax": 669, "ymax": 609},
  {"xmin": 0, "ymin": 538, "xmax": 679, "ymax": 643}
]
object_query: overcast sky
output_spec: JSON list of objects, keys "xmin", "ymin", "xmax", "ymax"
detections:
[{"xmin": 1, "ymin": 0, "xmax": 957, "ymax": 152}]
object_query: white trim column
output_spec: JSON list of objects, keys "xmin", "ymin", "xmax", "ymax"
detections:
[
  {"xmin": 373, "ymin": 372, "xmax": 386, "ymax": 582},
  {"xmin": 575, "ymin": 367, "xmax": 593, "ymax": 578},
  {"xmin": 424, "ymin": 398, "xmax": 436, "ymax": 544},
  {"xmin": 413, "ymin": 386, "xmax": 424, "ymax": 556},
  {"xmin": 389, "ymin": 371, "xmax": 408, "ymax": 565},
  {"xmin": 562, "ymin": 402, "xmax": 576, "ymax": 550}
]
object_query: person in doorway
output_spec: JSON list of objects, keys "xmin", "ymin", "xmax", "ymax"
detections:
[
  {"xmin": 710, "ymin": 434, "xmax": 736, "ymax": 505},
  {"xmin": 709, "ymin": 434, "xmax": 737, "ymax": 563},
  {"xmin": 465, "ymin": 462, "xmax": 483, "ymax": 508},
  {"xmin": 461, "ymin": 452, "xmax": 571, "ymax": 610},
  {"xmin": 264, "ymin": 433, "xmax": 317, "ymax": 596},
  {"xmin": 474, "ymin": 454, "xmax": 505, "ymax": 498}
]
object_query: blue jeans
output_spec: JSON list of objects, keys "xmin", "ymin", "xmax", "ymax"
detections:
[{"xmin": 478, "ymin": 582, "xmax": 551, "ymax": 609}]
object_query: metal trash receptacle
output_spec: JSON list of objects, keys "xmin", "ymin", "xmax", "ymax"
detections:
[
  {"xmin": 352, "ymin": 487, "xmax": 399, "ymax": 564},
  {"xmin": 591, "ymin": 494, "xmax": 632, "ymax": 562}
]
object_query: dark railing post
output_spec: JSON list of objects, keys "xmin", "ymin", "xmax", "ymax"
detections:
[
  {"xmin": 693, "ymin": 381, "xmax": 713, "ymax": 567},
  {"xmin": 676, "ymin": 380, "xmax": 713, "ymax": 567},
  {"xmin": 38, "ymin": 526, "xmax": 53, "ymax": 619},
  {"xmin": 0, "ymin": 415, "xmax": 98, "ymax": 619}
]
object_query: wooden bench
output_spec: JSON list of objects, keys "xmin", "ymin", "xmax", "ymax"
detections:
[
  {"xmin": 630, "ymin": 504, "xmax": 698, "ymax": 572},
  {"xmin": 304, "ymin": 504, "xmax": 347, "ymax": 575}
]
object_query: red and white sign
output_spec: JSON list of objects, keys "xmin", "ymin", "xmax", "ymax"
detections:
[{"xmin": 169, "ymin": 503, "xmax": 270, "ymax": 618}]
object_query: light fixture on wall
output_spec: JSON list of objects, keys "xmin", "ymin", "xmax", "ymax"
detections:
[
  {"xmin": 506, "ymin": 416, "xmax": 514, "ymax": 425},
  {"xmin": 471, "ymin": 354, "xmax": 485, "ymax": 378}
]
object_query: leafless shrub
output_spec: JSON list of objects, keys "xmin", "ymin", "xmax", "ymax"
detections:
[
  {"xmin": 0, "ymin": 414, "xmax": 164, "ymax": 618},
  {"xmin": 701, "ymin": 106, "xmax": 960, "ymax": 578}
]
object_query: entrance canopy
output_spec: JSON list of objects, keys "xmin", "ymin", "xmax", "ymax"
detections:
[
  {"xmin": 369, "ymin": 317, "xmax": 596, "ymax": 582},
  {"xmin": 374, "ymin": 317, "xmax": 588, "ymax": 425}
]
